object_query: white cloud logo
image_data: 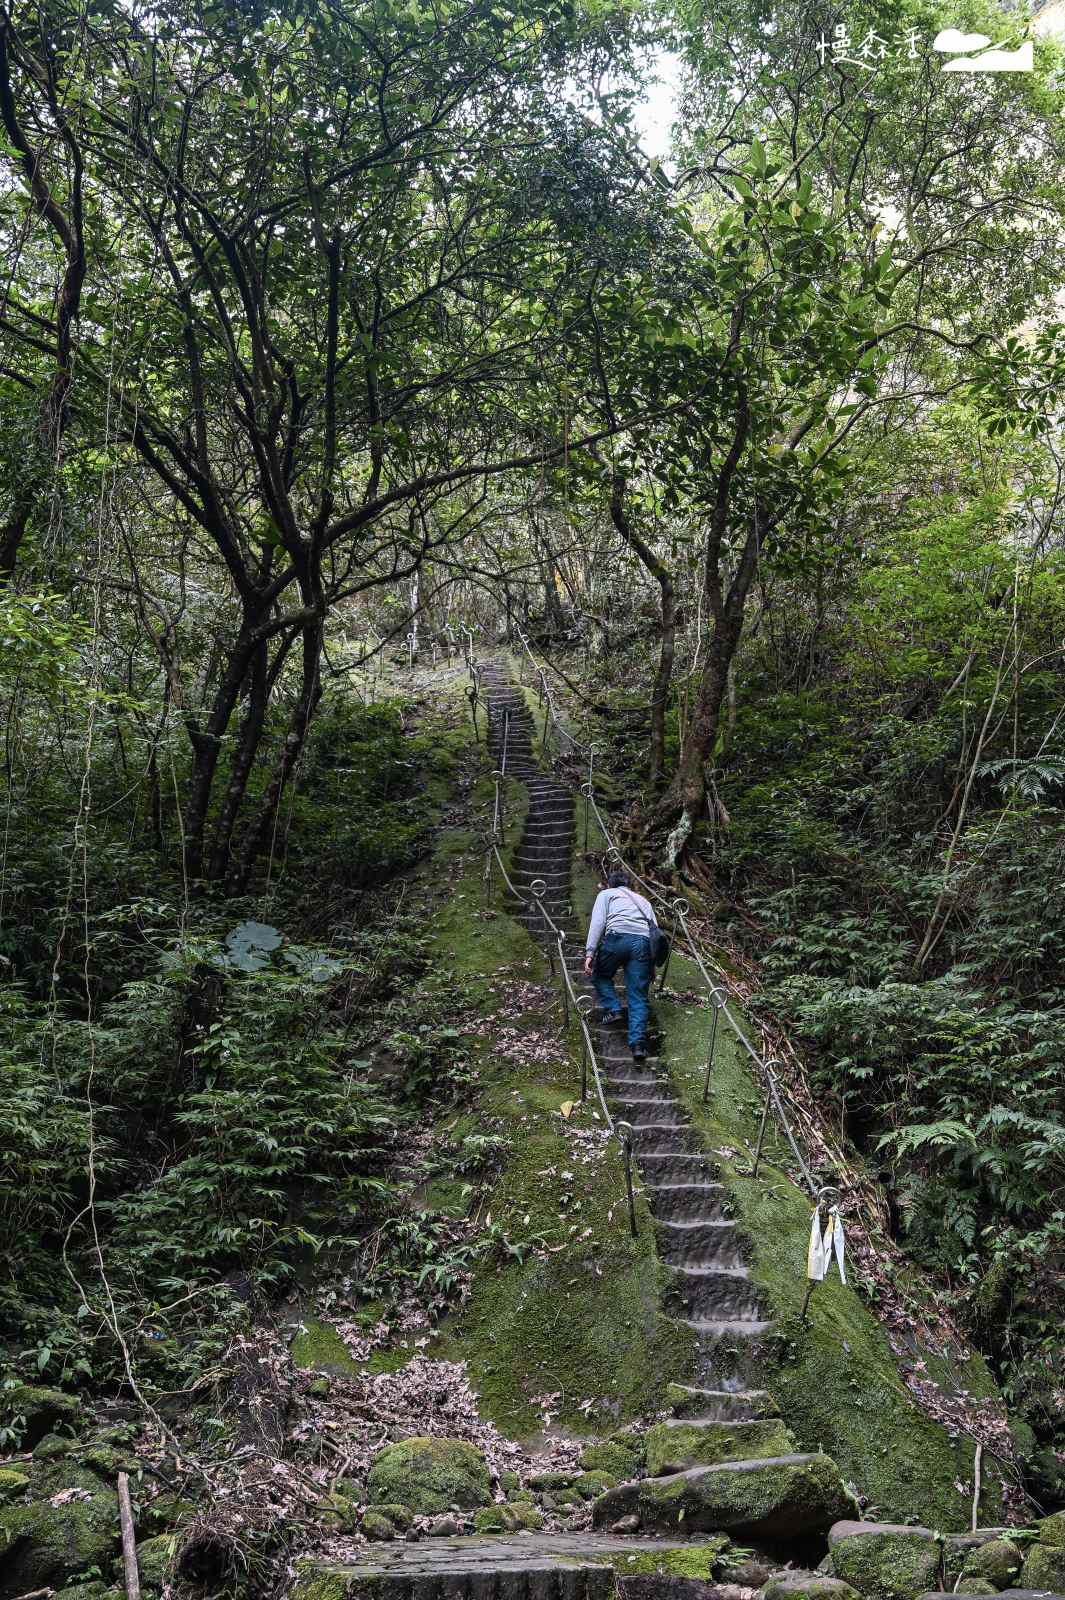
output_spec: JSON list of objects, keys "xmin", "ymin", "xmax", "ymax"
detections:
[
  {"xmin": 933, "ymin": 28, "xmax": 992, "ymax": 52},
  {"xmin": 941, "ymin": 41, "xmax": 1033, "ymax": 72}
]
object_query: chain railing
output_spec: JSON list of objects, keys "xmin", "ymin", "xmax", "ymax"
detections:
[{"xmin": 508, "ymin": 625, "xmax": 823, "ymax": 1203}]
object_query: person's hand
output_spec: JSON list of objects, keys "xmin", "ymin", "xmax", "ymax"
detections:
[{"xmin": 583, "ymin": 955, "xmax": 593, "ymax": 976}]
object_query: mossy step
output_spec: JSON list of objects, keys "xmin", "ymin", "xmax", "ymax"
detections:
[
  {"xmin": 655, "ymin": 1221, "xmax": 744, "ymax": 1269},
  {"xmin": 682, "ymin": 1316, "xmax": 773, "ymax": 1338},
  {"xmin": 290, "ymin": 1534, "xmax": 720, "ymax": 1600},
  {"xmin": 667, "ymin": 1265, "xmax": 764, "ymax": 1322},
  {"xmin": 666, "ymin": 1384, "xmax": 777, "ymax": 1421},
  {"xmin": 645, "ymin": 1416, "xmax": 796, "ymax": 1475},
  {"xmin": 644, "ymin": 1182, "xmax": 728, "ymax": 1221},
  {"xmin": 612, "ymin": 1099, "xmax": 683, "ymax": 1125}
]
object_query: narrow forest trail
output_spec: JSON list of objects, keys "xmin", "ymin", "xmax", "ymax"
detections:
[{"xmin": 479, "ymin": 657, "xmax": 827, "ymax": 1513}]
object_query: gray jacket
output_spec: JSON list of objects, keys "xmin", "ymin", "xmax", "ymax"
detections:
[{"xmin": 585, "ymin": 887, "xmax": 658, "ymax": 955}]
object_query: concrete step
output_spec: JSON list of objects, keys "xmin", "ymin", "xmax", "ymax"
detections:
[
  {"xmin": 629, "ymin": 1124, "xmax": 702, "ymax": 1155},
  {"xmin": 644, "ymin": 1181, "xmax": 729, "ymax": 1222},
  {"xmin": 668, "ymin": 1265, "xmax": 765, "ymax": 1322},
  {"xmin": 668, "ymin": 1384, "xmax": 776, "ymax": 1421},
  {"xmin": 682, "ymin": 1316, "xmax": 773, "ymax": 1339},
  {"xmin": 654, "ymin": 1219, "xmax": 744, "ymax": 1269}
]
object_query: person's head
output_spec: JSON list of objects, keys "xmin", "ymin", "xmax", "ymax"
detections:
[{"xmin": 607, "ymin": 870, "xmax": 630, "ymax": 889}]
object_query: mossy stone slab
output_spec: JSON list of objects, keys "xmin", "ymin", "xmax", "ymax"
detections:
[
  {"xmin": 594, "ymin": 1452, "xmax": 857, "ymax": 1541},
  {"xmin": 645, "ymin": 1418, "xmax": 794, "ymax": 1476},
  {"xmin": 961, "ymin": 1538, "xmax": 1023, "ymax": 1588},
  {"xmin": 763, "ymin": 1578, "xmax": 862, "ymax": 1600},
  {"xmin": 2, "ymin": 1385, "xmax": 82, "ymax": 1447}
]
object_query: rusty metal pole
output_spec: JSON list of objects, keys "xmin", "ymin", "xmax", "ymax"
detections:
[
  {"xmin": 702, "ymin": 1001, "xmax": 720, "ymax": 1103},
  {"xmin": 616, "ymin": 1122, "xmax": 637, "ymax": 1238},
  {"xmin": 750, "ymin": 1087, "xmax": 773, "ymax": 1180}
]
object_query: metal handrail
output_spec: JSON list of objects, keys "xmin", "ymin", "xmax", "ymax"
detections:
[{"xmin": 512, "ymin": 635, "xmax": 824, "ymax": 1201}]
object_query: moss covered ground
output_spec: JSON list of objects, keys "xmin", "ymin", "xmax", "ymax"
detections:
[{"xmin": 430, "ymin": 662, "xmax": 695, "ymax": 1435}]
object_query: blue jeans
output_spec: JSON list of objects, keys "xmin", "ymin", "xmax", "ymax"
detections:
[{"xmin": 593, "ymin": 932, "xmax": 652, "ymax": 1048}]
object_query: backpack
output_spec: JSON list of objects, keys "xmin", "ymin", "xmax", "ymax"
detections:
[{"xmin": 618, "ymin": 888, "xmax": 671, "ymax": 969}]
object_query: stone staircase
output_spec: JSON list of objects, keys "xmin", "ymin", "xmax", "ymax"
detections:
[{"xmin": 481, "ymin": 657, "xmax": 854, "ymax": 1542}]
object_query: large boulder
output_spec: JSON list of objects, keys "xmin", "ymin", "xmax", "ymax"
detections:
[
  {"xmin": 0, "ymin": 1488, "xmax": 120, "ymax": 1599},
  {"xmin": 366, "ymin": 1437, "xmax": 491, "ymax": 1515},
  {"xmin": 1020, "ymin": 1543, "xmax": 1065, "ymax": 1592},
  {"xmin": 828, "ymin": 1522, "xmax": 941, "ymax": 1600},
  {"xmin": 961, "ymin": 1538, "xmax": 1023, "ymax": 1589},
  {"xmin": 762, "ymin": 1579, "xmax": 862, "ymax": 1600},
  {"xmin": 2, "ymin": 1385, "xmax": 82, "ymax": 1447},
  {"xmin": 592, "ymin": 1452, "xmax": 857, "ymax": 1541}
]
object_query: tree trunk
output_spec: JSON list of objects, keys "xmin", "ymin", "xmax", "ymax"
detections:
[
  {"xmin": 609, "ymin": 473, "xmax": 675, "ymax": 787},
  {"xmin": 229, "ymin": 617, "xmax": 323, "ymax": 893}
]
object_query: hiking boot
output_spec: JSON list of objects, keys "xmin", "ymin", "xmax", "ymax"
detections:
[
  {"xmin": 631, "ymin": 1041, "xmax": 648, "ymax": 1063},
  {"xmin": 593, "ymin": 1006, "xmax": 625, "ymax": 1025}
]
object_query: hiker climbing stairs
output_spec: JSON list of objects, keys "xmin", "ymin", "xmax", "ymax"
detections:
[{"xmin": 481, "ymin": 655, "xmax": 851, "ymax": 1538}]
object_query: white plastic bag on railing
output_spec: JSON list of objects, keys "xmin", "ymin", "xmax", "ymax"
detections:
[{"xmin": 807, "ymin": 1201, "xmax": 845, "ymax": 1284}]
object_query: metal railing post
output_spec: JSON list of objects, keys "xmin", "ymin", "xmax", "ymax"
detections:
[
  {"xmin": 749, "ymin": 1087, "xmax": 773, "ymax": 1180},
  {"xmin": 584, "ymin": 747, "xmax": 595, "ymax": 851},
  {"xmin": 616, "ymin": 1121, "xmax": 637, "ymax": 1239},
  {"xmin": 576, "ymin": 995, "xmax": 593, "ymax": 1101},
  {"xmin": 557, "ymin": 933, "xmax": 569, "ymax": 1027},
  {"xmin": 702, "ymin": 1001, "xmax": 721, "ymax": 1103},
  {"xmin": 658, "ymin": 896, "xmax": 686, "ymax": 992},
  {"xmin": 467, "ymin": 682, "xmax": 479, "ymax": 743},
  {"xmin": 407, "ymin": 630, "xmax": 416, "ymax": 669}
]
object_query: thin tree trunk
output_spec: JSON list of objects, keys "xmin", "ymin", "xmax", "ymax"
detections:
[{"xmin": 609, "ymin": 473, "xmax": 676, "ymax": 787}]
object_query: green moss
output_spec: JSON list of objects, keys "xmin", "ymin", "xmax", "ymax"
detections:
[
  {"xmin": 574, "ymin": 1471, "xmax": 617, "ymax": 1499},
  {"xmin": 655, "ymin": 947, "xmax": 1010, "ymax": 1528},
  {"xmin": 1021, "ymin": 1541, "xmax": 1065, "ymax": 1590},
  {"xmin": 367, "ymin": 1437, "xmax": 490, "ymax": 1514},
  {"xmin": 135, "ymin": 1532, "xmax": 178, "ymax": 1595},
  {"xmin": 1038, "ymin": 1510, "xmax": 1065, "ymax": 1548},
  {"xmin": 360, "ymin": 1510, "xmax": 395, "ymax": 1541},
  {"xmin": 644, "ymin": 1418, "xmax": 794, "ymax": 1475},
  {"xmin": 589, "ymin": 1539, "xmax": 730, "ymax": 1579},
  {"xmin": 364, "ymin": 1349, "xmax": 411, "ymax": 1376},
  {"xmin": 0, "ymin": 1487, "xmax": 120, "ymax": 1594},
  {"xmin": 373, "ymin": 1503, "xmax": 414, "ymax": 1532},
  {"xmin": 0, "ymin": 1467, "xmax": 30, "ymax": 1503},
  {"xmin": 960, "ymin": 1537, "xmax": 1022, "ymax": 1587},
  {"xmin": 511, "ymin": 1502, "xmax": 544, "ymax": 1530},
  {"xmin": 472, "ymin": 1504, "xmax": 520, "ymax": 1532},
  {"xmin": 3, "ymin": 1385, "xmax": 82, "ymax": 1446},
  {"xmin": 830, "ymin": 1530, "xmax": 943, "ymax": 1600},
  {"xmin": 291, "ymin": 1318, "xmax": 360, "ymax": 1378},
  {"xmin": 578, "ymin": 1442, "xmax": 639, "ymax": 1478},
  {"xmin": 289, "ymin": 1574, "xmax": 352, "ymax": 1600}
]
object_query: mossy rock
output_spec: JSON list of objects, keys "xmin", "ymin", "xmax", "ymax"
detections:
[
  {"xmin": 594, "ymin": 1453, "xmax": 856, "ymax": 1541},
  {"xmin": 578, "ymin": 1442, "xmax": 639, "ymax": 1479},
  {"xmin": 316, "ymin": 1491, "xmax": 360, "ymax": 1532},
  {"xmin": 0, "ymin": 1486, "xmax": 120, "ymax": 1598},
  {"xmin": 136, "ymin": 1532, "xmax": 178, "ymax": 1595},
  {"xmin": 1021, "ymin": 1542, "xmax": 1065, "ymax": 1590},
  {"xmin": 645, "ymin": 1418, "xmax": 794, "ymax": 1476},
  {"xmin": 763, "ymin": 1579, "xmax": 863, "ymax": 1600},
  {"xmin": 54, "ymin": 1585, "xmax": 114, "ymax": 1600},
  {"xmin": 828, "ymin": 1524, "xmax": 942, "ymax": 1600},
  {"xmin": 574, "ymin": 1471, "xmax": 617, "ymax": 1500},
  {"xmin": 3, "ymin": 1385, "xmax": 82, "ymax": 1447},
  {"xmin": 528, "ymin": 1471, "xmax": 575, "ymax": 1490},
  {"xmin": 507, "ymin": 1489, "xmax": 535, "ymax": 1505},
  {"xmin": 81, "ymin": 1445, "xmax": 135, "ymax": 1479},
  {"xmin": 511, "ymin": 1503, "xmax": 544, "ymax": 1530},
  {"xmin": 961, "ymin": 1538, "xmax": 1023, "ymax": 1588},
  {"xmin": 0, "ymin": 1469, "xmax": 29, "ymax": 1504},
  {"xmin": 1038, "ymin": 1512, "xmax": 1065, "ymax": 1550},
  {"xmin": 367, "ymin": 1438, "xmax": 490, "ymax": 1515},
  {"xmin": 499, "ymin": 1471, "xmax": 519, "ymax": 1493},
  {"xmin": 472, "ymin": 1505, "xmax": 520, "ymax": 1533},
  {"xmin": 291, "ymin": 1318, "xmax": 360, "ymax": 1379},
  {"xmin": 948, "ymin": 1584, "xmax": 996, "ymax": 1596},
  {"xmin": 374, "ymin": 1503, "xmax": 414, "ymax": 1532},
  {"xmin": 34, "ymin": 1431, "xmax": 74, "ymax": 1459},
  {"xmin": 360, "ymin": 1511, "xmax": 395, "ymax": 1541}
]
